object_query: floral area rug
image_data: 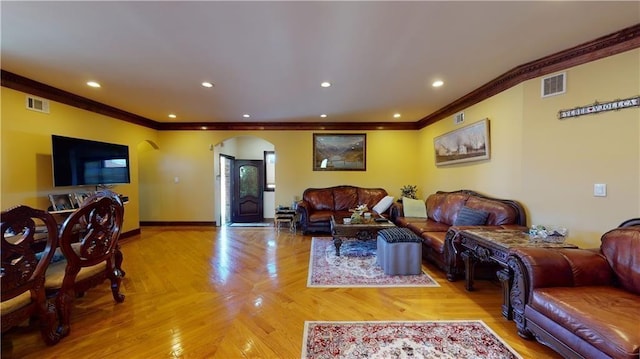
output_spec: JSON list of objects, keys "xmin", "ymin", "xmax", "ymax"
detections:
[
  {"xmin": 307, "ymin": 237, "xmax": 439, "ymax": 288},
  {"xmin": 302, "ymin": 320, "xmax": 523, "ymax": 359}
]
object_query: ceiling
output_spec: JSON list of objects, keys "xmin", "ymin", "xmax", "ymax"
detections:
[{"xmin": 2, "ymin": 1, "xmax": 639, "ymax": 125}]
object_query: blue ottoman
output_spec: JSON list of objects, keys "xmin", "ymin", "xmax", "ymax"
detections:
[{"xmin": 376, "ymin": 227, "xmax": 422, "ymax": 275}]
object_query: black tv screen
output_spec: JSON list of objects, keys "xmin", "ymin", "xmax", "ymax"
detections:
[{"xmin": 51, "ymin": 135, "xmax": 130, "ymax": 187}]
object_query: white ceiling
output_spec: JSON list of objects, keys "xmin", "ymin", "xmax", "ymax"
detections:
[{"xmin": 2, "ymin": 1, "xmax": 639, "ymax": 124}]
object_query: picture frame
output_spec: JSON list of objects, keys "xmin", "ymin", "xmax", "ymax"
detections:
[
  {"xmin": 434, "ymin": 118, "xmax": 490, "ymax": 166},
  {"xmin": 74, "ymin": 191, "xmax": 95, "ymax": 207},
  {"xmin": 313, "ymin": 133, "xmax": 366, "ymax": 171},
  {"xmin": 48, "ymin": 193, "xmax": 75, "ymax": 211}
]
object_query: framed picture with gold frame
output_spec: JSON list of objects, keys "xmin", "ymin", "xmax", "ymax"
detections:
[
  {"xmin": 313, "ymin": 133, "xmax": 366, "ymax": 171},
  {"xmin": 434, "ymin": 118, "xmax": 490, "ymax": 166}
]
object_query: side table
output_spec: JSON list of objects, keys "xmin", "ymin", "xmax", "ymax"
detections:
[
  {"xmin": 459, "ymin": 228, "xmax": 578, "ymax": 319},
  {"xmin": 274, "ymin": 208, "xmax": 297, "ymax": 233}
]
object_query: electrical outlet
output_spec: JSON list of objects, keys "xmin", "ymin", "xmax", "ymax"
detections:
[{"xmin": 594, "ymin": 183, "xmax": 607, "ymax": 197}]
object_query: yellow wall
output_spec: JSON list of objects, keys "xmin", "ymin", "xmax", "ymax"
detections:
[
  {"xmin": 1, "ymin": 87, "xmax": 157, "ymax": 233},
  {"xmin": 138, "ymin": 130, "xmax": 420, "ymax": 223},
  {"xmin": 2, "ymin": 49, "xmax": 638, "ymax": 247},
  {"xmin": 420, "ymin": 49, "xmax": 640, "ymax": 247}
]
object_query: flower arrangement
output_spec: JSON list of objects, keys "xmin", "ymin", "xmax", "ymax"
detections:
[
  {"xmin": 400, "ymin": 185, "xmax": 418, "ymax": 199},
  {"xmin": 529, "ymin": 225, "xmax": 568, "ymax": 243}
]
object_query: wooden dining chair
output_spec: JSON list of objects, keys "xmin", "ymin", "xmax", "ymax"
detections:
[
  {"xmin": 1, "ymin": 205, "xmax": 60, "ymax": 345},
  {"xmin": 44, "ymin": 190, "xmax": 125, "ymax": 338}
]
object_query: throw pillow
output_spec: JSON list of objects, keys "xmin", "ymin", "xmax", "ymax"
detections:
[
  {"xmin": 402, "ymin": 197, "xmax": 427, "ymax": 218},
  {"xmin": 372, "ymin": 195, "xmax": 394, "ymax": 215},
  {"xmin": 454, "ymin": 206, "xmax": 489, "ymax": 226}
]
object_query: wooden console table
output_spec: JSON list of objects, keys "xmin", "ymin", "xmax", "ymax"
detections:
[{"xmin": 459, "ymin": 228, "xmax": 577, "ymax": 319}]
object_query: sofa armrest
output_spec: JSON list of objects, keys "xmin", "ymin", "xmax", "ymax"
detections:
[
  {"xmin": 296, "ymin": 200, "xmax": 311, "ymax": 223},
  {"xmin": 509, "ymin": 247, "xmax": 613, "ymax": 289},
  {"xmin": 389, "ymin": 202, "xmax": 403, "ymax": 223}
]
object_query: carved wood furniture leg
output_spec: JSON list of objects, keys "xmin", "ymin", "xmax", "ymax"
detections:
[
  {"xmin": 109, "ymin": 264, "xmax": 125, "ymax": 303},
  {"xmin": 461, "ymin": 250, "xmax": 476, "ymax": 291},
  {"xmin": 56, "ymin": 289, "xmax": 75, "ymax": 338},
  {"xmin": 333, "ymin": 237, "xmax": 342, "ymax": 256},
  {"xmin": 507, "ymin": 256, "xmax": 533, "ymax": 338},
  {"xmin": 444, "ymin": 229, "xmax": 459, "ymax": 282},
  {"xmin": 115, "ymin": 244, "xmax": 125, "ymax": 277},
  {"xmin": 496, "ymin": 268, "xmax": 512, "ymax": 320}
]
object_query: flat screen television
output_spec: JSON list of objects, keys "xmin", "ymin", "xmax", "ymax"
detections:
[{"xmin": 51, "ymin": 135, "xmax": 130, "ymax": 187}]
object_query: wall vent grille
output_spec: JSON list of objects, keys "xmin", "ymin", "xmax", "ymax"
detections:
[
  {"xmin": 25, "ymin": 95, "xmax": 50, "ymax": 113},
  {"xmin": 541, "ymin": 72, "xmax": 566, "ymax": 98},
  {"xmin": 453, "ymin": 111, "xmax": 465, "ymax": 125}
]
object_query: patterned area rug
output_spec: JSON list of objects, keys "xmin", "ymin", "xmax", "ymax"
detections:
[
  {"xmin": 302, "ymin": 321, "xmax": 523, "ymax": 359},
  {"xmin": 307, "ymin": 237, "xmax": 439, "ymax": 287}
]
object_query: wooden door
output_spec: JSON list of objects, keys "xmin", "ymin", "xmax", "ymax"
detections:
[{"xmin": 231, "ymin": 160, "xmax": 264, "ymax": 223}]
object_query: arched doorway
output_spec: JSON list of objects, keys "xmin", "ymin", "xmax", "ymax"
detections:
[{"xmin": 213, "ymin": 136, "xmax": 275, "ymax": 226}]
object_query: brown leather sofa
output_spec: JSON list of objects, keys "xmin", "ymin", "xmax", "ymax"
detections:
[
  {"xmin": 390, "ymin": 189, "xmax": 527, "ymax": 280},
  {"xmin": 507, "ymin": 223, "xmax": 640, "ymax": 359},
  {"xmin": 296, "ymin": 185, "xmax": 389, "ymax": 234}
]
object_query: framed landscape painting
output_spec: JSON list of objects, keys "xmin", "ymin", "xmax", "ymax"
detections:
[
  {"xmin": 313, "ymin": 133, "xmax": 366, "ymax": 171},
  {"xmin": 434, "ymin": 118, "xmax": 490, "ymax": 166}
]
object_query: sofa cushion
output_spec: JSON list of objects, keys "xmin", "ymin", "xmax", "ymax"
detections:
[
  {"xmin": 454, "ymin": 206, "xmax": 489, "ymax": 226},
  {"xmin": 304, "ymin": 188, "xmax": 334, "ymax": 211},
  {"xmin": 421, "ymin": 231, "xmax": 447, "ymax": 254},
  {"xmin": 308, "ymin": 211, "xmax": 335, "ymax": 223},
  {"xmin": 402, "ymin": 197, "xmax": 427, "ymax": 218},
  {"xmin": 357, "ymin": 188, "xmax": 387, "ymax": 210},
  {"xmin": 334, "ymin": 187, "xmax": 357, "ymax": 211},
  {"xmin": 372, "ymin": 196, "xmax": 394, "ymax": 215},
  {"xmin": 426, "ymin": 192, "xmax": 469, "ymax": 225},
  {"xmin": 465, "ymin": 196, "xmax": 518, "ymax": 226},
  {"xmin": 530, "ymin": 286, "xmax": 640, "ymax": 359},
  {"xmin": 400, "ymin": 218, "xmax": 450, "ymax": 234},
  {"xmin": 601, "ymin": 227, "xmax": 640, "ymax": 295}
]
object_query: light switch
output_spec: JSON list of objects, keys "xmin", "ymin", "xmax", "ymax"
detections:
[
  {"xmin": 174, "ymin": 176, "xmax": 180, "ymax": 184},
  {"xmin": 594, "ymin": 183, "xmax": 606, "ymax": 197}
]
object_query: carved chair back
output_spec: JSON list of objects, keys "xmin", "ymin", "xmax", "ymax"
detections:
[
  {"xmin": 45, "ymin": 189, "xmax": 125, "ymax": 338},
  {"xmin": 1, "ymin": 205, "xmax": 60, "ymax": 345}
]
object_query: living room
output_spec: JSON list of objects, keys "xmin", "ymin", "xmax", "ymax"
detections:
[{"xmin": 3, "ymin": 45, "xmax": 638, "ymax": 249}]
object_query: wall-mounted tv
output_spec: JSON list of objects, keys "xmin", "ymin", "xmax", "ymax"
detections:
[{"xmin": 51, "ymin": 135, "xmax": 130, "ymax": 187}]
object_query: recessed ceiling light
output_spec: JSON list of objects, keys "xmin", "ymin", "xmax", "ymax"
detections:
[
  {"xmin": 432, "ymin": 80, "xmax": 444, "ymax": 87},
  {"xmin": 201, "ymin": 126, "xmax": 208, "ymax": 130},
  {"xmin": 242, "ymin": 114, "xmax": 250, "ymax": 118},
  {"xmin": 202, "ymin": 82, "xmax": 214, "ymax": 88},
  {"xmin": 87, "ymin": 81, "xmax": 101, "ymax": 88},
  {"xmin": 320, "ymin": 114, "xmax": 327, "ymax": 118},
  {"xmin": 320, "ymin": 81, "xmax": 331, "ymax": 88},
  {"xmin": 393, "ymin": 113, "xmax": 401, "ymax": 118},
  {"xmin": 168, "ymin": 114, "xmax": 177, "ymax": 119}
]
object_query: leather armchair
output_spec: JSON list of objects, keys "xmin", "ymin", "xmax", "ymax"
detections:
[{"xmin": 508, "ymin": 224, "xmax": 640, "ymax": 359}]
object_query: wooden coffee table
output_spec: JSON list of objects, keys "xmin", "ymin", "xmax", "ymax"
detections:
[
  {"xmin": 330, "ymin": 215, "xmax": 395, "ymax": 256},
  {"xmin": 459, "ymin": 228, "xmax": 578, "ymax": 319}
]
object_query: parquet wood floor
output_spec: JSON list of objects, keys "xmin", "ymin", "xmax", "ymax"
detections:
[{"xmin": 1, "ymin": 226, "xmax": 560, "ymax": 358}]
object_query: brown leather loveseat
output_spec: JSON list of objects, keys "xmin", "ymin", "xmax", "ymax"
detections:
[
  {"xmin": 390, "ymin": 189, "xmax": 527, "ymax": 280},
  {"xmin": 296, "ymin": 185, "xmax": 389, "ymax": 234},
  {"xmin": 507, "ymin": 223, "xmax": 640, "ymax": 359}
]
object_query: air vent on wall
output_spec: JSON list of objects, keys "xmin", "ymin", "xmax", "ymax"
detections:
[
  {"xmin": 453, "ymin": 111, "xmax": 465, "ymax": 125},
  {"xmin": 25, "ymin": 95, "xmax": 50, "ymax": 113},
  {"xmin": 541, "ymin": 72, "xmax": 566, "ymax": 98}
]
